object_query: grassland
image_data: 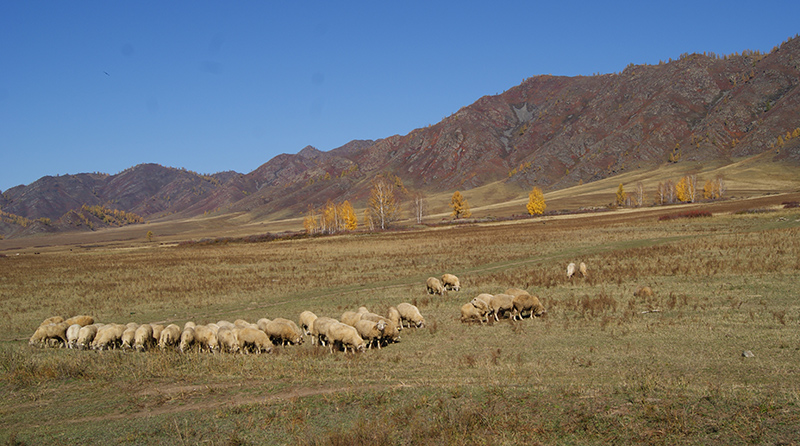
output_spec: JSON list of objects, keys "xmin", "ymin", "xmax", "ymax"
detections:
[{"xmin": 1, "ymin": 190, "xmax": 800, "ymax": 445}]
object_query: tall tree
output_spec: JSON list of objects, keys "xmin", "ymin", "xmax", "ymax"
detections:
[
  {"xmin": 368, "ymin": 174, "xmax": 399, "ymax": 230},
  {"xmin": 635, "ymin": 182, "xmax": 645, "ymax": 207},
  {"xmin": 341, "ymin": 200, "xmax": 358, "ymax": 231},
  {"xmin": 412, "ymin": 192, "xmax": 427, "ymax": 224},
  {"xmin": 526, "ymin": 187, "xmax": 546, "ymax": 215},
  {"xmin": 450, "ymin": 191, "xmax": 471, "ymax": 219},
  {"xmin": 615, "ymin": 183, "xmax": 627, "ymax": 207}
]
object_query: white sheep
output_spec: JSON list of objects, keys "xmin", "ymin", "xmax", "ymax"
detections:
[
  {"xmin": 183, "ymin": 321, "xmax": 196, "ymax": 331},
  {"xmin": 256, "ymin": 318, "xmax": 271, "ymax": 333},
  {"xmin": 64, "ymin": 315, "xmax": 95, "ymax": 327},
  {"xmin": 66, "ymin": 324, "xmax": 82, "ymax": 349},
  {"xmin": 121, "ymin": 326, "xmax": 138, "ymax": 350},
  {"xmin": 387, "ymin": 306, "xmax": 402, "ymax": 331},
  {"xmin": 354, "ymin": 319, "xmax": 386, "ymax": 349},
  {"xmin": 133, "ymin": 324, "xmax": 155, "ymax": 352},
  {"xmin": 311, "ymin": 317, "xmax": 338, "ymax": 346},
  {"xmin": 150, "ymin": 324, "xmax": 165, "ymax": 343},
  {"xmin": 92, "ymin": 324, "xmax": 126, "ymax": 350},
  {"xmin": 441, "ymin": 273, "xmax": 461, "ymax": 291},
  {"xmin": 579, "ymin": 262, "xmax": 588, "ymax": 278},
  {"xmin": 325, "ymin": 322, "xmax": 366, "ymax": 353},
  {"xmin": 489, "ymin": 294, "xmax": 515, "ymax": 321},
  {"xmin": 460, "ymin": 302, "xmax": 485, "ymax": 324},
  {"xmin": 340, "ymin": 311, "xmax": 363, "ymax": 327},
  {"xmin": 76, "ymin": 324, "xmax": 100, "ymax": 350},
  {"xmin": 216, "ymin": 320, "xmax": 235, "ymax": 330},
  {"xmin": 237, "ymin": 327, "xmax": 274, "ymax": 354},
  {"xmin": 264, "ymin": 318, "xmax": 303, "ymax": 346},
  {"xmin": 426, "ymin": 277, "xmax": 445, "ymax": 295},
  {"xmin": 298, "ymin": 311, "xmax": 318, "ymax": 336},
  {"xmin": 179, "ymin": 326, "xmax": 196, "ymax": 352},
  {"xmin": 567, "ymin": 262, "xmax": 576, "ymax": 278},
  {"xmin": 29, "ymin": 322, "xmax": 70, "ymax": 347},
  {"xmin": 397, "ymin": 303, "xmax": 425, "ymax": 328},
  {"xmin": 158, "ymin": 324, "xmax": 182, "ymax": 350},
  {"xmin": 217, "ymin": 327, "xmax": 240, "ymax": 353},
  {"xmin": 470, "ymin": 294, "xmax": 492, "ymax": 316},
  {"xmin": 193, "ymin": 325, "xmax": 219, "ymax": 352}
]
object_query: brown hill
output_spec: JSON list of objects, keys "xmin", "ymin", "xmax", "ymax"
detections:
[{"xmin": 2, "ymin": 36, "xmax": 800, "ymax": 238}]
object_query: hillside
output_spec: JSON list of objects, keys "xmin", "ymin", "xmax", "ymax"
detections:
[{"xmin": 2, "ymin": 36, "xmax": 800, "ymax": 238}]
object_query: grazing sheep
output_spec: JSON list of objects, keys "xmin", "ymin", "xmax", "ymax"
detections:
[
  {"xmin": 489, "ymin": 294, "xmax": 515, "ymax": 321},
  {"xmin": 441, "ymin": 274, "xmax": 461, "ymax": 291},
  {"xmin": 505, "ymin": 289, "xmax": 545, "ymax": 320},
  {"xmin": 234, "ymin": 319, "xmax": 258, "ymax": 330},
  {"xmin": 340, "ymin": 311, "xmax": 363, "ymax": 327},
  {"xmin": 150, "ymin": 324, "xmax": 165, "ymax": 343},
  {"xmin": 326, "ymin": 322, "xmax": 366, "ymax": 353},
  {"xmin": 387, "ymin": 306, "xmax": 402, "ymax": 331},
  {"xmin": 193, "ymin": 325, "xmax": 219, "ymax": 352},
  {"xmin": 64, "ymin": 315, "xmax": 94, "ymax": 327},
  {"xmin": 311, "ymin": 317, "xmax": 338, "ymax": 346},
  {"xmin": 133, "ymin": 324, "xmax": 155, "ymax": 352},
  {"xmin": 470, "ymin": 294, "xmax": 492, "ymax": 316},
  {"xmin": 567, "ymin": 262, "xmax": 576, "ymax": 278},
  {"xmin": 76, "ymin": 324, "xmax": 100, "ymax": 350},
  {"xmin": 360, "ymin": 312, "xmax": 390, "ymax": 326},
  {"xmin": 179, "ymin": 326, "xmax": 196, "ymax": 352},
  {"xmin": 634, "ymin": 285, "xmax": 654, "ymax": 298},
  {"xmin": 379, "ymin": 319, "xmax": 401, "ymax": 345},
  {"xmin": 216, "ymin": 320, "xmax": 235, "ymax": 330},
  {"xmin": 121, "ymin": 326, "xmax": 138, "ymax": 349},
  {"xmin": 397, "ymin": 303, "xmax": 425, "ymax": 328},
  {"xmin": 299, "ymin": 311, "xmax": 318, "ymax": 336},
  {"xmin": 92, "ymin": 324, "xmax": 126, "ymax": 350},
  {"xmin": 426, "ymin": 277, "xmax": 445, "ymax": 295},
  {"xmin": 29, "ymin": 322, "xmax": 70, "ymax": 347},
  {"xmin": 264, "ymin": 318, "xmax": 303, "ymax": 346},
  {"xmin": 354, "ymin": 319, "xmax": 386, "ymax": 349},
  {"xmin": 579, "ymin": 262, "xmax": 588, "ymax": 278},
  {"xmin": 39, "ymin": 316, "xmax": 64, "ymax": 327},
  {"xmin": 184, "ymin": 321, "xmax": 196, "ymax": 331},
  {"xmin": 460, "ymin": 302, "xmax": 486, "ymax": 324},
  {"xmin": 256, "ymin": 318, "xmax": 271, "ymax": 333},
  {"xmin": 237, "ymin": 327, "xmax": 273, "ymax": 354},
  {"xmin": 357, "ymin": 306, "xmax": 369, "ymax": 314},
  {"xmin": 66, "ymin": 324, "xmax": 82, "ymax": 349},
  {"xmin": 158, "ymin": 324, "xmax": 182, "ymax": 350},
  {"xmin": 217, "ymin": 327, "xmax": 240, "ymax": 353}
]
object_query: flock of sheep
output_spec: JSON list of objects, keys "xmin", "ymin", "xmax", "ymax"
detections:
[{"xmin": 28, "ymin": 302, "xmax": 427, "ymax": 355}]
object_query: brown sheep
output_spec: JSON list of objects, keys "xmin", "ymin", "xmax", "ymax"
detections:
[
  {"xmin": 634, "ymin": 285, "xmax": 654, "ymax": 298},
  {"xmin": 64, "ymin": 315, "xmax": 94, "ymax": 327},
  {"xmin": 505, "ymin": 288, "xmax": 545, "ymax": 320},
  {"xmin": 426, "ymin": 277, "xmax": 445, "ymax": 295},
  {"xmin": 460, "ymin": 302, "xmax": 485, "ymax": 324}
]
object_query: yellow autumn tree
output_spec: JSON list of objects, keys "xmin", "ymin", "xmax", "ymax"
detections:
[
  {"xmin": 615, "ymin": 183, "xmax": 627, "ymax": 207},
  {"xmin": 675, "ymin": 177, "xmax": 689, "ymax": 202},
  {"xmin": 450, "ymin": 191, "xmax": 471, "ymax": 219},
  {"xmin": 340, "ymin": 200, "xmax": 358, "ymax": 231},
  {"xmin": 303, "ymin": 206, "xmax": 319, "ymax": 234},
  {"xmin": 526, "ymin": 187, "xmax": 546, "ymax": 215}
]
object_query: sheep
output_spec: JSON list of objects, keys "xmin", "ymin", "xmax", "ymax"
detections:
[
  {"xmin": 325, "ymin": 322, "xmax": 366, "ymax": 353},
  {"xmin": 470, "ymin": 294, "xmax": 492, "ymax": 316},
  {"xmin": 579, "ymin": 262, "xmax": 588, "ymax": 278},
  {"xmin": 489, "ymin": 294, "xmax": 515, "ymax": 321},
  {"xmin": 311, "ymin": 317, "xmax": 338, "ymax": 346},
  {"xmin": 340, "ymin": 311, "xmax": 363, "ymax": 327},
  {"xmin": 120, "ymin": 326, "xmax": 138, "ymax": 349},
  {"xmin": 193, "ymin": 324, "xmax": 219, "ymax": 352},
  {"xmin": 354, "ymin": 319, "xmax": 386, "ymax": 349},
  {"xmin": 158, "ymin": 324, "xmax": 182, "ymax": 350},
  {"xmin": 505, "ymin": 289, "xmax": 545, "ymax": 319},
  {"xmin": 133, "ymin": 324, "xmax": 155, "ymax": 352},
  {"xmin": 29, "ymin": 322, "xmax": 70, "ymax": 347},
  {"xmin": 217, "ymin": 327, "xmax": 240, "ymax": 353},
  {"xmin": 264, "ymin": 318, "xmax": 303, "ymax": 346},
  {"xmin": 397, "ymin": 303, "xmax": 425, "ymax": 328},
  {"xmin": 567, "ymin": 262, "xmax": 576, "ymax": 278},
  {"xmin": 441, "ymin": 273, "xmax": 461, "ymax": 291},
  {"xmin": 634, "ymin": 285, "xmax": 653, "ymax": 298},
  {"xmin": 184, "ymin": 321, "xmax": 196, "ymax": 331},
  {"xmin": 299, "ymin": 311, "xmax": 318, "ymax": 336},
  {"xmin": 256, "ymin": 318, "xmax": 271, "ymax": 333},
  {"xmin": 179, "ymin": 326, "xmax": 196, "ymax": 352},
  {"xmin": 64, "ymin": 315, "xmax": 95, "ymax": 327},
  {"xmin": 460, "ymin": 302, "xmax": 486, "ymax": 324},
  {"xmin": 76, "ymin": 324, "xmax": 100, "ymax": 350},
  {"xmin": 234, "ymin": 319, "xmax": 258, "ymax": 330},
  {"xmin": 426, "ymin": 277, "xmax": 445, "ymax": 295},
  {"xmin": 216, "ymin": 320, "xmax": 235, "ymax": 330},
  {"xmin": 378, "ymin": 318, "xmax": 401, "ymax": 345},
  {"xmin": 66, "ymin": 324, "xmax": 82, "ymax": 349},
  {"xmin": 387, "ymin": 306, "xmax": 402, "ymax": 331},
  {"xmin": 92, "ymin": 324, "xmax": 126, "ymax": 350},
  {"xmin": 150, "ymin": 324, "xmax": 165, "ymax": 343},
  {"xmin": 237, "ymin": 327, "xmax": 273, "ymax": 354}
]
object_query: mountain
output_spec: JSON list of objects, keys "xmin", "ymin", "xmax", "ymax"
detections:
[{"xmin": 2, "ymin": 36, "xmax": 800, "ymax": 238}]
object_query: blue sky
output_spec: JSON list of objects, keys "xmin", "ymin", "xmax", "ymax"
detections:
[{"xmin": 1, "ymin": 1, "xmax": 799, "ymax": 191}]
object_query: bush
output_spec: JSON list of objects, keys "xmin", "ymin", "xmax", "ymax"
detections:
[{"xmin": 658, "ymin": 210, "xmax": 712, "ymax": 221}]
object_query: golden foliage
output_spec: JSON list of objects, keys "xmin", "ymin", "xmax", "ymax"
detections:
[
  {"xmin": 526, "ymin": 187, "xmax": 546, "ymax": 215},
  {"xmin": 450, "ymin": 191, "xmax": 471, "ymax": 219}
]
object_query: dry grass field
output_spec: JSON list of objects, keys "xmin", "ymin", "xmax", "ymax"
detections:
[{"xmin": 1, "ymin": 189, "xmax": 800, "ymax": 445}]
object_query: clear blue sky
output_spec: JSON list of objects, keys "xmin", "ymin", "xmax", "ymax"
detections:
[{"xmin": 2, "ymin": 1, "xmax": 798, "ymax": 191}]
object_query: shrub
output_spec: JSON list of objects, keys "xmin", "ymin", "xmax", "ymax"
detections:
[{"xmin": 658, "ymin": 210, "xmax": 712, "ymax": 221}]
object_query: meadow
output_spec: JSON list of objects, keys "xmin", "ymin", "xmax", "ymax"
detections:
[{"xmin": 1, "ymin": 196, "xmax": 799, "ymax": 445}]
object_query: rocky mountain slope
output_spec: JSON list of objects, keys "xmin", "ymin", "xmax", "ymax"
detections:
[{"xmin": 2, "ymin": 36, "xmax": 800, "ymax": 238}]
